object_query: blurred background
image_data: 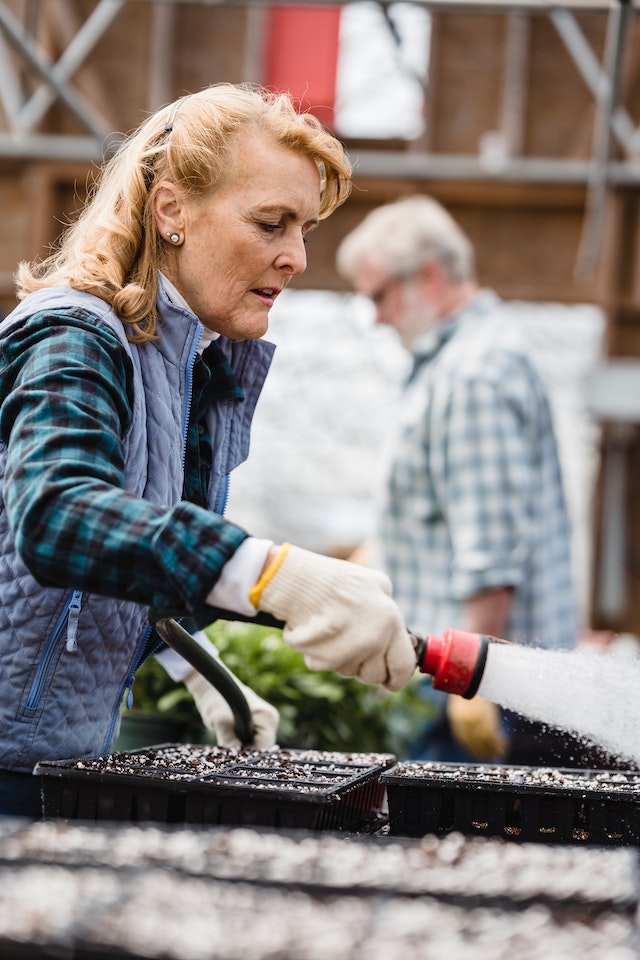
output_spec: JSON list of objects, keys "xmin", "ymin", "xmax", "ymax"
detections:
[{"xmin": 1, "ymin": 0, "xmax": 639, "ymax": 637}]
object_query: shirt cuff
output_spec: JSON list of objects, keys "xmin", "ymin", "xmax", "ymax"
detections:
[
  {"xmin": 155, "ymin": 629, "xmax": 219, "ymax": 682},
  {"xmin": 206, "ymin": 537, "xmax": 274, "ymax": 616}
]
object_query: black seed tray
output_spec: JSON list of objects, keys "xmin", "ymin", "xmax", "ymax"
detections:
[
  {"xmin": 34, "ymin": 745, "xmax": 395, "ymax": 831},
  {"xmin": 380, "ymin": 761, "xmax": 640, "ymax": 845}
]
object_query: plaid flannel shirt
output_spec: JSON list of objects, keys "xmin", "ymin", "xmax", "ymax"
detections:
[{"xmin": 376, "ymin": 290, "xmax": 578, "ymax": 652}]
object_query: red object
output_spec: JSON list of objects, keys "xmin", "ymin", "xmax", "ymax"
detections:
[
  {"xmin": 263, "ymin": 6, "xmax": 342, "ymax": 128},
  {"xmin": 419, "ymin": 629, "xmax": 490, "ymax": 699}
]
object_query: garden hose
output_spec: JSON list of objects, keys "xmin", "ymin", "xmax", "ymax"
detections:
[{"xmin": 153, "ymin": 617, "xmax": 255, "ymax": 746}]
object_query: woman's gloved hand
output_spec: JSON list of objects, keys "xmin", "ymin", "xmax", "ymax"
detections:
[
  {"xmin": 446, "ymin": 695, "xmax": 508, "ymax": 761},
  {"xmin": 184, "ymin": 669, "xmax": 279, "ymax": 750},
  {"xmin": 249, "ymin": 543, "xmax": 416, "ymax": 692}
]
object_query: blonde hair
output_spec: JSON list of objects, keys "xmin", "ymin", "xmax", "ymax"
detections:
[{"xmin": 16, "ymin": 83, "xmax": 352, "ymax": 342}]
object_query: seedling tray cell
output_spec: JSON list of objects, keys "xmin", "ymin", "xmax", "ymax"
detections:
[
  {"xmin": 380, "ymin": 761, "xmax": 640, "ymax": 845},
  {"xmin": 34, "ymin": 745, "xmax": 394, "ymax": 831}
]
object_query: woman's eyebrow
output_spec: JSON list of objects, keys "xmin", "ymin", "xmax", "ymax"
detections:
[{"xmin": 256, "ymin": 205, "xmax": 319, "ymax": 228}]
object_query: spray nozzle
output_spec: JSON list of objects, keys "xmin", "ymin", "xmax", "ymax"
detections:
[{"xmin": 412, "ymin": 628, "xmax": 492, "ymax": 699}]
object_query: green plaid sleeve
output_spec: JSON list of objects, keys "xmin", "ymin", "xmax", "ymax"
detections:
[{"xmin": 0, "ymin": 308, "xmax": 246, "ymax": 614}]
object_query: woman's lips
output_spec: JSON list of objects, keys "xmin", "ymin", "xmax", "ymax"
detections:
[{"xmin": 252, "ymin": 287, "xmax": 279, "ymax": 306}]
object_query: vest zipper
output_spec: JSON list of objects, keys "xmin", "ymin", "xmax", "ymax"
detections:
[
  {"xmin": 101, "ymin": 623, "xmax": 163, "ymax": 753},
  {"xmin": 181, "ymin": 324, "xmax": 201, "ymax": 476},
  {"xmin": 25, "ymin": 589, "xmax": 82, "ymax": 710},
  {"xmin": 215, "ymin": 473, "xmax": 230, "ymax": 516},
  {"xmin": 65, "ymin": 590, "xmax": 83, "ymax": 652},
  {"xmin": 185, "ymin": 325, "xmax": 229, "ymax": 516}
]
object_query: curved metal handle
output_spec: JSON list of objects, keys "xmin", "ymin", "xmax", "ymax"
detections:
[{"xmin": 153, "ymin": 617, "xmax": 255, "ymax": 746}]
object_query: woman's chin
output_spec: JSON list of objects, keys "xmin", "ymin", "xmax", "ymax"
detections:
[
  {"xmin": 206, "ymin": 307, "xmax": 270, "ymax": 342},
  {"xmin": 231, "ymin": 318, "xmax": 270, "ymax": 341}
]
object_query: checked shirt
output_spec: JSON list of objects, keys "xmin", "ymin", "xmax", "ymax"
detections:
[{"xmin": 376, "ymin": 290, "xmax": 578, "ymax": 652}]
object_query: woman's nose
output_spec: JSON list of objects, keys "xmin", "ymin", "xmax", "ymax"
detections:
[{"xmin": 276, "ymin": 231, "xmax": 308, "ymax": 276}]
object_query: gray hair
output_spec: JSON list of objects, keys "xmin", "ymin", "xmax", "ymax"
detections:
[{"xmin": 336, "ymin": 194, "xmax": 475, "ymax": 285}]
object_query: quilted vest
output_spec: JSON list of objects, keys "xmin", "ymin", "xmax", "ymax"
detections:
[{"xmin": 0, "ymin": 285, "xmax": 274, "ymax": 772}]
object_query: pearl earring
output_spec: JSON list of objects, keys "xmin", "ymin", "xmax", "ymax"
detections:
[{"xmin": 168, "ymin": 232, "xmax": 180, "ymax": 244}]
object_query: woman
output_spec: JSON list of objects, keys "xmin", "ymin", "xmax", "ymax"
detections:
[{"xmin": 0, "ymin": 83, "xmax": 416, "ymax": 817}]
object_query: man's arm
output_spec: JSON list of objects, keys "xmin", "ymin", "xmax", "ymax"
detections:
[
  {"xmin": 446, "ymin": 584, "xmax": 514, "ymax": 760},
  {"xmin": 463, "ymin": 584, "xmax": 514, "ymax": 638}
]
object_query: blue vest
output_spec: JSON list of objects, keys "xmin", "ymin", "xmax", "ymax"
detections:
[{"xmin": 0, "ymin": 285, "xmax": 274, "ymax": 772}]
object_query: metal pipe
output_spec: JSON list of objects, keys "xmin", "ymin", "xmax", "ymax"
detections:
[
  {"xmin": 129, "ymin": 0, "xmax": 640, "ymax": 10},
  {"xmin": 0, "ymin": 131, "xmax": 120, "ymax": 161},
  {"xmin": 551, "ymin": 7, "xmax": 637, "ymax": 155},
  {"xmin": 348, "ymin": 149, "xmax": 640, "ymax": 184},
  {"xmin": 574, "ymin": 0, "xmax": 634, "ymax": 281},
  {"xmin": 14, "ymin": 0, "xmax": 125, "ymax": 134},
  {"xmin": 147, "ymin": 0, "xmax": 177, "ymax": 111},
  {"xmin": 0, "ymin": 0, "xmax": 111, "ymax": 139},
  {"xmin": 500, "ymin": 10, "xmax": 530, "ymax": 158},
  {"xmin": 0, "ymin": 30, "xmax": 23, "ymax": 126},
  {"xmin": 596, "ymin": 423, "xmax": 632, "ymax": 621},
  {"xmin": 4, "ymin": 128, "xmax": 640, "ymax": 184}
]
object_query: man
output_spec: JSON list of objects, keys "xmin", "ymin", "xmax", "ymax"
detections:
[{"xmin": 336, "ymin": 194, "xmax": 581, "ymax": 765}]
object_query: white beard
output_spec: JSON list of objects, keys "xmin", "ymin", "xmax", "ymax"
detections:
[{"xmin": 396, "ymin": 282, "xmax": 440, "ymax": 349}]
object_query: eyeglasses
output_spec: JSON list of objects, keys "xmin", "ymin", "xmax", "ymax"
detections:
[{"xmin": 368, "ymin": 274, "xmax": 409, "ymax": 306}]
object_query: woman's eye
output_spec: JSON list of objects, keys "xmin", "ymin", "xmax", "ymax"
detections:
[{"xmin": 260, "ymin": 222, "xmax": 282, "ymax": 234}]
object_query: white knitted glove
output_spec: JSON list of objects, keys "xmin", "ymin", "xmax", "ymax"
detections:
[
  {"xmin": 250, "ymin": 544, "xmax": 416, "ymax": 692},
  {"xmin": 184, "ymin": 669, "xmax": 279, "ymax": 750}
]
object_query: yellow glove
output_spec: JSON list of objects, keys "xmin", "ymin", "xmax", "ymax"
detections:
[
  {"xmin": 446, "ymin": 695, "xmax": 508, "ymax": 762},
  {"xmin": 250, "ymin": 543, "xmax": 416, "ymax": 692},
  {"xmin": 184, "ymin": 669, "xmax": 279, "ymax": 750}
]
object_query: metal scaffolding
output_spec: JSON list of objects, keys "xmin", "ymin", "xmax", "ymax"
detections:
[
  {"xmin": 0, "ymin": 0, "xmax": 638, "ymax": 170},
  {"xmin": 0, "ymin": 0, "xmax": 639, "ymax": 277}
]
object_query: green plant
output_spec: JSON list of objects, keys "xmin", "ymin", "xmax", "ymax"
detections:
[
  {"xmin": 204, "ymin": 621, "xmax": 434, "ymax": 756},
  {"xmin": 126, "ymin": 656, "xmax": 208, "ymax": 741},
  {"xmin": 126, "ymin": 621, "xmax": 434, "ymax": 756}
]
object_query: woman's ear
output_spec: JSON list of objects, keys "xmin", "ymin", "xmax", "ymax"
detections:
[{"xmin": 153, "ymin": 181, "xmax": 184, "ymax": 242}]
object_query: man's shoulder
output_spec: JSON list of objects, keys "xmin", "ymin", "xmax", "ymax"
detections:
[{"xmin": 443, "ymin": 301, "xmax": 531, "ymax": 379}]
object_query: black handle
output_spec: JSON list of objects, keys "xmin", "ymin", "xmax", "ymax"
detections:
[
  {"xmin": 206, "ymin": 607, "xmax": 285, "ymax": 631},
  {"xmin": 153, "ymin": 617, "xmax": 256, "ymax": 746},
  {"xmin": 408, "ymin": 629, "xmax": 427, "ymax": 670}
]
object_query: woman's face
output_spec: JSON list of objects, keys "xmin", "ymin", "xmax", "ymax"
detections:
[{"xmin": 157, "ymin": 132, "xmax": 321, "ymax": 340}]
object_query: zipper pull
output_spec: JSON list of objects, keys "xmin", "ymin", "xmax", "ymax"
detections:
[
  {"xmin": 125, "ymin": 675, "xmax": 135, "ymax": 710},
  {"xmin": 65, "ymin": 591, "xmax": 83, "ymax": 652}
]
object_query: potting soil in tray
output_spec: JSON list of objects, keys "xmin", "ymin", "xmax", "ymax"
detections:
[
  {"xmin": 34, "ymin": 745, "xmax": 395, "ymax": 831},
  {"xmin": 380, "ymin": 761, "xmax": 640, "ymax": 845}
]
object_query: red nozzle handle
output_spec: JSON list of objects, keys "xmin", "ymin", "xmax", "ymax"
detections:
[{"xmin": 416, "ymin": 628, "xmax": 489, "ymax": 699}]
